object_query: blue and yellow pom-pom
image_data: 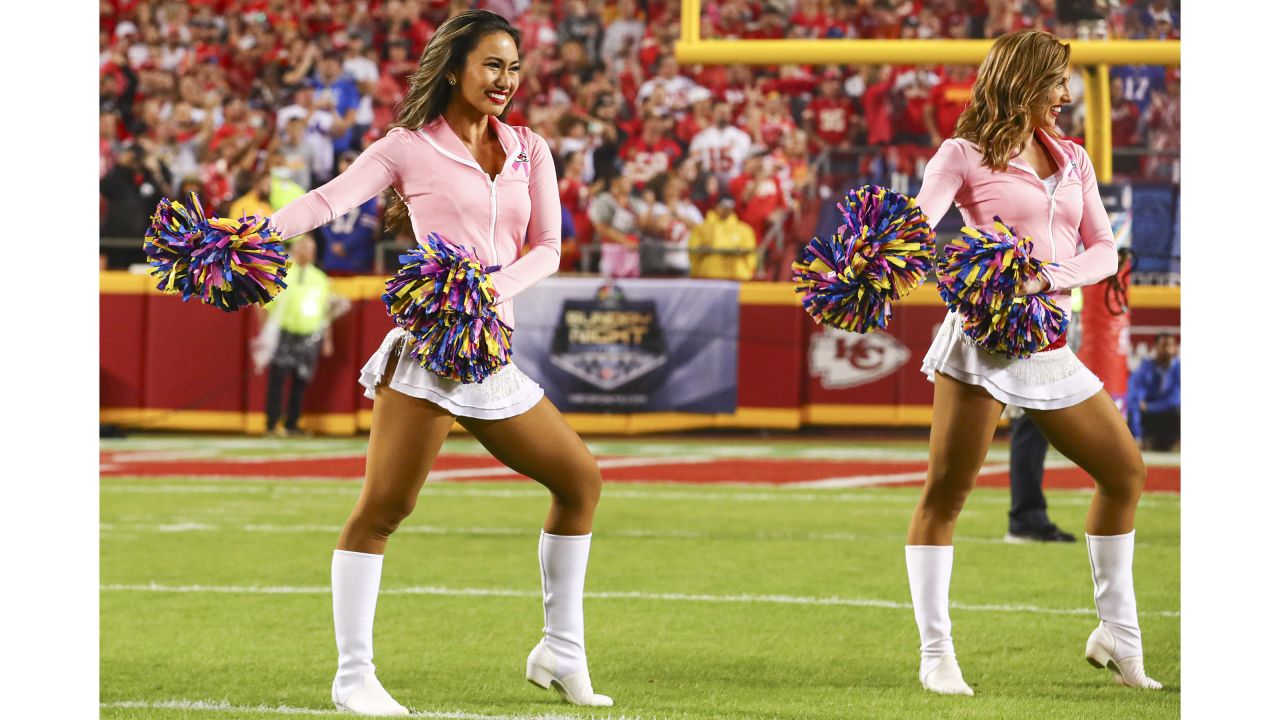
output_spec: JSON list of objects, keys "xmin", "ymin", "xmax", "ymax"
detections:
[
  {"xmin": 936, "ymin": 218, "xmax": 1068, "ymax": 358},
  {"xmin": 792, "ymin": 185, "xmax": 935, "ymax": 333},
  {"xmin": 382, "ymin": 233, "xmax": 512, "ymax": 384},
  {"xmin": 143, "ymin": 193, "xmax": 289, "ymax": 312}
]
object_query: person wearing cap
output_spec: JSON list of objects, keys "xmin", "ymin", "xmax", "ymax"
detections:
[
  {"xmin": 687, "ymin": 194, "xmax": 757, "ymax": 280},
  {"xmin": 100, "ymin": 142, "xmax": 170, "ymax": 266}
]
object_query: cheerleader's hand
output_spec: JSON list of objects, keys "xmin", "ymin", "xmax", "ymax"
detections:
[{"xmin": 1017, "ymin": 275, "xmax": 1050, "ymax": 296}]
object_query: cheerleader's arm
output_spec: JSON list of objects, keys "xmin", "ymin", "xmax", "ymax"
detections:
[
  {"xmin": 269, "ymin": 128, "xmax": 407, "ymax": 239},
  {"xmin": 1041, "ymin": 144, "xmax": 1118, "ymax": 291},
  {"xmin": 915, "ymin": 139, "xmax": 967, "ymax": 230}
]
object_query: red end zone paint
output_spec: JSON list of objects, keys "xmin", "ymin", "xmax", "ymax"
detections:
[{"xmin": 100, "ymin": 452, "xmax": 1180, "ymax": 492}]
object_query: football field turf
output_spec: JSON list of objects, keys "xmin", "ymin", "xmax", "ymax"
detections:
[{"xmin": 101, "ymin": 435, "xmax": 1180, "ymax": 719}]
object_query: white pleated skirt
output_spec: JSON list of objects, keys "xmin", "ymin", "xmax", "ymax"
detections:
[
  {"xmin": 359, "ymin": 328, "xmax": 544, "ymax": 419},
  {"xmin": 920, "ymin": 310, "xmax": 1102, "ymax": 410}
]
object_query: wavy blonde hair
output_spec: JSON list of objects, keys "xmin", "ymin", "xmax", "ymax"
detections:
[
  {"xmin": 383, "ymin": 10, "xmax": 522, "ymax": 234},
  {"xmin": 953, "ymin": 30, "xmax": 1071, "ymax": 172}
]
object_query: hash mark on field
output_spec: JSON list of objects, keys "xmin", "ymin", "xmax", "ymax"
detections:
[
  {"xmin": 100, "ymin": 583, "xmax": 1179, "ymax": 618},
  {"xmin": 100, "ymin": 699, "xmax": 623, "ymax": 719}
]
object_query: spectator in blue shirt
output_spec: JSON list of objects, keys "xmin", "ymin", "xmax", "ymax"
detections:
[
  {"xmin": 1126, "ymin": 333, "xmax": 1181, "ymax": 451},
  {"xmin": 310, "ymin": 54, "xmax": 362, "ymax": 158},
  {"xmin": 317, "ymin": 151, "xmax": 380, "ymax": 275}
]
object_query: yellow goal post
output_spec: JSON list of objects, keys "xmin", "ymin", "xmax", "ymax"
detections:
[{"xmin": 673, "ymin": 0, "xmax": 1181, "ymax": 183}]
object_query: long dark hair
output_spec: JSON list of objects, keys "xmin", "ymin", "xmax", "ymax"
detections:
[{"xmin": 384, "ymin": 10, "xmax": 522, "ymax": 234}]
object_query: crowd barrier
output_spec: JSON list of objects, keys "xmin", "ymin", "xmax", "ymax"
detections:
[{"xmin": 99, "ymin": 272, "xmax": 1179, "ymax": 435}]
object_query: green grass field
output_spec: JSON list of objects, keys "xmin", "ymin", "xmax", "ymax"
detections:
[{"xmin": 101, "ymin": 435, "xmax": 1180, "ymax": 719}]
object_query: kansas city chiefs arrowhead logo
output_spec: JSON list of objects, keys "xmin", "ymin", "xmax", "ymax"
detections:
[{"xmin": 809, "ymin": 327, "xmax": 910, "ymax": 389}]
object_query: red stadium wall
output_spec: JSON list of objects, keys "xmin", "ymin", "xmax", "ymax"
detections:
[{"xmin": 99, "ymin": 272, "xmax": 1180, "ymax": 435}]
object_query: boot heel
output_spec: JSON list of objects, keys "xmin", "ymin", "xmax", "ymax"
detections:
[{"xmin": 526, "ymin": 661, "xmax": 554, "ymax": 689}]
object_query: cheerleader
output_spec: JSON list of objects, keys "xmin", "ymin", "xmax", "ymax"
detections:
[
  {"xmin": 268, "ymin": 11, "xmax": 611, "ymax": 714},
  {"xmin": 906, "ymin": 30, "xmax": 1162, "ymax": 695}
]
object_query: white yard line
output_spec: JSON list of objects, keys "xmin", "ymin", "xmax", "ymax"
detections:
[
  {"xmin": 100, "ymin": 582, "xmax": 1179, "ymax": 618},
  {"xmin": 99, "ymin": 699, "xmax": 613, "ymax": 719}
]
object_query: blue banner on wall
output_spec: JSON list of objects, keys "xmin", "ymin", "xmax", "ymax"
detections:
[
  {"xmin": 512, "ymin": 278, "xmax": 739, "ymax": 413},
  {"xmin": 1130, "ymin": 183, "xmax": 1179, "ymax": 274}
]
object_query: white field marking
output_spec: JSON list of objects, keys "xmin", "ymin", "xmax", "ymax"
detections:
[
  {"xmin": 791, "ymin": 457, "xmax": 1184, "ymax": 490},
  {"xmin": 610, "ymin": 443, "xmax": 781, "ymax": 459},
  {"xmin": 788, "ymin": 469, "xmax": 940, "ymax": 489},
  {"xmin": 101, "ymin": 438, "xmax": 363, "ymax": 452},
  {"xmin": 157, "ymin": 523, "xmax": 217, "ymax": 532},
  {"xmin": 99, "ymin": 455, "xmax": 721, "ymax": 482},
  {"xmin": 99, "ymin": 583, "xmax": 1180, "ymax": 618},
  {"xmin": 98, "ymin": 481, "xmax": 1181, "ymax": 505},
  {"xmin": 98, "ymin": 522, "xmax": 1019, "ymax": 545},
  {"xmin": 105, "ymin": 449, "xmax": 369, "ymax": 464},
  {"xmin": 793, "ymin": 446, "xmax": 931, "ymax": 461},
  {"xmin": 99, "ymin": 699, "xmax": 618, "ymax": 719}
]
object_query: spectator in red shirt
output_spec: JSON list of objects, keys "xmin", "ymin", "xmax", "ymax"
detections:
[
  {"xmin": 209, "ymin": 98, "xmax": 257, "ymax": 154},
  {"xmin": 790, "ymin": 0, "xmax": 831, "ymax": 37},
  {"xmin": 729, "ymin": 151, "xmax": 790, "ymax": 271},
  {"xmin": 1110, "ymin": 75, "xmax": 1142, "ymax": 175},
  {"xmin": 676, "ymin": 88, "xmax": 715, "ymax": 148},
  {"xmin": 924, "ymin": 65, "xmax": 975, "ymax": 146},
  {"xmin": 862, "ymin": 65, "xmax": 896, "ymax": 145},
  {"xmin": 621, "ymin": 115, "xmax": 684, "ymax": 188},
  {"xmin": 559, "ymin": 151, "xmax": 593, "ymax": 264},
  {"xmin": 755, "ymin": 91, "xmax": 799, "ymax": 149},
  {"xmin": 895, "ymin": 65, "xmax": 938, "ymax": 145},
  {"xmin": 803, "ymin": 68, "xmax": 860, "ymax": 152}
]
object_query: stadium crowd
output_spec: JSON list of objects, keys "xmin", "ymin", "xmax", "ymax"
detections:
[{"xmin": 100, "ymin": 0, "xmax": 1181, "ymax": 278}]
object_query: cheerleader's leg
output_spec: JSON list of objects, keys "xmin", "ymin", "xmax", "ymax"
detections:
[
  {"xmin": 331, "ymin": 354, "xmax": 456, "ymax": 715},
  {"xmin": 907, "ymin": 373, "xmax": 1006, "ymax": 696},
  {"xmin": 1025, "ymin": 391, "xmax": 1162, "ymax": 690},
  {"xmin": 459, "ymin": 399, "xmax": 612, "ymax": 707}
]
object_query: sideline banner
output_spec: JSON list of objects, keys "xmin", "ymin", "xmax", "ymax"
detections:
[{"xmin": 512, "ymin": 277, "xmax": 739, "ymax": 413}]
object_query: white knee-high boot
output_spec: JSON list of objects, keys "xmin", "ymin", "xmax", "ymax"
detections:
[
  {"xmin": 331, "ymin": 550, "xmax": 408, "ymax": 715},
  {"xmin": 905, "ymin": 545, "xmax": 973, "ymax": 696},
  {"xmin": 1085, "ymin": 531, "xmax": 1162, "ymax": 689},
  {"xmin": 526, "ymin": 531, "xmax": 612, "ymax": 707}
]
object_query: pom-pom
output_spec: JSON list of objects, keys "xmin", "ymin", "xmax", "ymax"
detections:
[
  {"xmin": 936, "ymin": 218, "xmax": 1069, "ymax": 358},
  {"xmin": 792, "ymin": 185, "xmax": 935, "ymax": 333},
  {"xmin": 382, "ymin": 233, "xmax": 513, "ymax": 384},
  {"xmin": 143, "ymin": 193, "xmax": 290, "ymax": 312}
]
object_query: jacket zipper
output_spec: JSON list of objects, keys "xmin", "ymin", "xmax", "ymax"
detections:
[
  {"xmin": 487, "ymin": 174, "xmax": 498, "ymax": 261},
  {"xmin": 416, "ymin": 126, "xmax": 504, "ymax": 265},
  {"xmin": 1011, "ymin": 158, "xmax": 1061, "ymax": 266},
  {"xmin": 1045, "ymin": 177, "xmax": 1059, "ymax": 264}
]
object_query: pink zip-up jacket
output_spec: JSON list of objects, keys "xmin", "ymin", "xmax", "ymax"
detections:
[
  {"xmin": 916, "ymin": 128, "xmax": 1117, "ymax": 308},
  {"xmin": 271, "ymin": 115, "xmax": 559, "ymax": 328}
]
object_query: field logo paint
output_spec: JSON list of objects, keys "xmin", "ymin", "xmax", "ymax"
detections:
[{"xmin": 809, "ymin": 326, "xmax": 909, "ymax": 390}]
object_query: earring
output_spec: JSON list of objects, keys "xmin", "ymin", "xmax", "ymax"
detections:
[{"xmin": 448, "ymin": 77, "xmax": 456, "ymax": 86}]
